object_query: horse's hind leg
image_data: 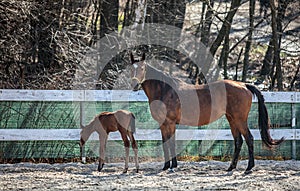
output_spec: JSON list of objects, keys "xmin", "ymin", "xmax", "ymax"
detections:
[
  {"xmin": 227, "ymin": 127, "xmax": 243, "ymax": 171},
  {"xmin": 128, "ymin": 132, "xmax": 139, "ymax": 173},
  {"xmin": 229, "ymin": 123, "xmax": 254, "ymax": 173},
  {"xmin": 241, "ymin": 128, "xmax": 254, "ymax": 174}
]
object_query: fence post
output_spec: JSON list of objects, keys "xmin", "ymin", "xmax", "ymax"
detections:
[
  {"xmin": 291, "ymin": 95, "xmax": 296, "ymax": 159},
  {"xmin": 80, "ymin": 91, "xmax": 86, "ymax": 163}
]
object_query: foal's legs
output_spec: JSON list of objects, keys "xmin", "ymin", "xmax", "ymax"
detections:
[
  {"xmin": 128, "ymin": 132, "xmax": 139, "ymax": 172},
  {"xmin": 120, "ymin": 131, "xmax": 130, "ymax": 173},
  {"xmin": 98, "ymin": 134, "xmax": 108, "ymax": 172}
]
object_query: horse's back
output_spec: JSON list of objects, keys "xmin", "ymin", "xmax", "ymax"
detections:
[
  {"xmin": 112, "ymin": 110, "xmax": 134, "ymax": 130},
  {"xmin": 175, "ymin": 80, "xmax": 253, "ymax": 126}
]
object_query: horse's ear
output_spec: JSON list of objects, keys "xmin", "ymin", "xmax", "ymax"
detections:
[
  {"xmin": 130, "ymin": 52, "xmax": 135, "ymax": 64},
  {"xmin": 141, "ymin": 53, "xmax": 145, "ymax": 61}
]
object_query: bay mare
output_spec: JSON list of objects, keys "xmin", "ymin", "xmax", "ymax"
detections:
[
  {"xmin": 130, "ymin": 53, "xmax": 283, "ymax": 174},
  {"xmin": 80, "ymin": 110, "xmax": 139, "ymax": 173}
]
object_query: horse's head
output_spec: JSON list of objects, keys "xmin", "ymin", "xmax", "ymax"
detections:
[
  {"xmin": 130, "ymin": 52, "xmax": 146, "ymax": 91},
  {"xmin": 79, "ymin": 117, "xmax": 98, "ymax": 147}
]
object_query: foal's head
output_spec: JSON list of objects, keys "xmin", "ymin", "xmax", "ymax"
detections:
[
  {"xmin": 130, "ymin": 52, "xmax": 146, "ymax": 91},
  {"xmin": 79, "ymin": 117, "xmax": 98, "ymax": 147}
]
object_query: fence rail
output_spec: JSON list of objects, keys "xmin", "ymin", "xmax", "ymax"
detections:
[
  {"xmin": 1, "ymin": 89, "xmax": 300, "ymax": 102},
  {"xmin": 0, "ymin": 90, "xmax": 299, "ymax": 155},
  {"xmin": 0, "ymin": 129, "xmax": 299, "ymax": 141}
]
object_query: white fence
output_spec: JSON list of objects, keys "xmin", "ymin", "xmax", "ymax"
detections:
[{"xmin": 0, "ymin": 90, "xmax": 299, "ymax": 157}]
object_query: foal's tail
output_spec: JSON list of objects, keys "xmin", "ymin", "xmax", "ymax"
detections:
[
  {"xmin": 129, "ymin": 113, "xmax": 136, "ymax": 134},
  {"xmin": 246, "ymin": 84, "xmax": 284, "ymax": 148}
]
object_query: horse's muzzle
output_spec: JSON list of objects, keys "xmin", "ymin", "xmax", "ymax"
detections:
[
  {"xmin": 131, "ymin": 79, "xmax": 140, "ymax": 91},
  {"xmin": 133, "ymin": 84, "xmax": 140, "ymax": 91}
]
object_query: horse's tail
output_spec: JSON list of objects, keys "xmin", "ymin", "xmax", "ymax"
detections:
[
  {"xmin": 245, "ymin": 84, "xmax": 284, "ymax": 148},
  {"xmin": 129, "ymin": 113, "xmax": 136, "ymax": 134}
]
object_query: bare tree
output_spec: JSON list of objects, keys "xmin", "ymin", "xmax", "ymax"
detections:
[
  {"xmin": 242, "ymin": 0, "xmax": 255, "ymax": 82},
  {"xmin": 197, "ymin": 1, "xmax": 214, "ymax": 47},
  {"xmin": 210, "ymin": 0, "xmax": 241, "ymax": 57}
]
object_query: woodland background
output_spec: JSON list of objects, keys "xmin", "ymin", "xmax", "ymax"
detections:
[{"xmin": 0, "ymin": 0, "xmax": 299, "ymax": 91}]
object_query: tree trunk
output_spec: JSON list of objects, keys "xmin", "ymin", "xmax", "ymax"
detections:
[
  {"xmin": 218, "ymin": 30, "xmax": 230, "ymax": 80},
  {"xmin": 223, "ymin": 33, "xmax": 230, "ymax": 79},
  {"xmin": 260, "ymin": 38, "xmax": 273, "ymax": 76},
  {"xmin": 210, "ymin": 0, "xmax": 241, "ymax": 57},
  {"xmin": 146, "ymin": 0, "xmax": 186, "ymax": 28},
  {"xmin": 242, "ymin": 0, "xmax": 255, "ymax": 82},
  {"xmin": 270, "ymin": 0, "xmax": 283, "ymax": 90},
  {"xmin": 145, "ymin": 0, "xmax": 186, "ymax": 59},
  {"xmin": 100, "ymin": 0, "xmax": 119, "ymax": 38},
  {"xmin": 199, "ymin": 1, "xmax": 214, "ymax": 47},
  {"xmin": 289, "ymin": 60, "xmax": 300, "ymax": 91}
]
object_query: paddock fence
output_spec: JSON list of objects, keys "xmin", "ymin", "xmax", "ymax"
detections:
[{"xmin": 0, "ymin": 89, "xmax": 299, "ymax": 161}]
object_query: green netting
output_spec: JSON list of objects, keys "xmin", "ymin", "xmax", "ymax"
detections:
[
  {"xmin": 0, "ymin": 101, "xmax": 79, "ymax": 129},
  {"xmin": 0, "ymin": 141, "xmax": 79, "ymax": 159},
  {"xmin": 0, "ymin": 101, "xmax": 299, "ymax": 161}
]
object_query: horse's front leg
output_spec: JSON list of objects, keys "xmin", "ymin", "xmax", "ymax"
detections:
[
  {"xmin": 169, "ymin": 122, "xmax": 177, "ymax": 169},
  {"xmin": 162, "ymin": 139, "xmax": 170, "ymax": 170},
  {"xmin": 169, "ymin": 134, "xmax": 177, "ymax": 169},
  {"xmin": 98, "ymin": 134, "xmax": 108, "ymax": 172},
  {"xmin": 161, "ymin": 124, "xmax": 171, "ymax": 170}
]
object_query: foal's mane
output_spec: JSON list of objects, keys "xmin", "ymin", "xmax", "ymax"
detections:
[{"xmin": 85, "ymin": 113, "xmax": 103, "ymax": 127}]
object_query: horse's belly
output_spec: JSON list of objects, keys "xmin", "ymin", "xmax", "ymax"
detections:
[
  {"xmin": 177, "ymin": 115, "xmax": 215, "ymax": 126},
  {"xmin": 176, "ymin": 105, "xmax": 225, "ymax": 126}
]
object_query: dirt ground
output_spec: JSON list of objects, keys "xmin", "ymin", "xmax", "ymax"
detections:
[{"xmin": 1, "ymin": 160, "xmax": 300, "ymax": 190}]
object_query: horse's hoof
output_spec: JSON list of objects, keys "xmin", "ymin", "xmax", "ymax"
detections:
[
  {"xmin": 171, "ymin": 163, "xmax": 177, "ymax": 169},
  {"xmin": 162, "ymin": 163, "xmax": 170, "ymax": 171},
  {"xmin": 171, "ymin": 158, "xmax": 178, "ymax": 168},
  {"xmin": 98, "ymin": 163, "xmax": 104, "ymax": 172},
  {"xmin": 123, "ymin": 168, "xmax": 128, "ymax": 174},
  {"xmin": 227, "ymin": 166, "xmax": 235, "ymax": 172},
  {"xmin": 169, "ymin": 168, "xmax": 175, "ymax": 173},
  {"xmin": 244, "ymin": 170, "xmax": 253, "ymax": 175},
  {"xmin": 136, "ymin": 169, "xmax": 139, "ymax": 173}
]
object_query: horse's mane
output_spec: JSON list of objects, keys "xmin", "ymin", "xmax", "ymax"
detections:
[{"xmin": 145, "ymin": 64, "xmax": 183, "ymax": 89}]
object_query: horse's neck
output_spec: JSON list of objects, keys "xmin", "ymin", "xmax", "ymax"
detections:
[
  {"xmin": 142, "ymin": 64, "xmax": 177, "ymax": 101},
  {"xmin": 145, "ymin": 64, "xmax": 166, "ymax": 81},
  {"xmin": 82, "ymin": 119, "xmax": 97, "ymax": 140},
  {"xmin": 145, "ymin": 65, "xmax": 176, "ymax": 84}
]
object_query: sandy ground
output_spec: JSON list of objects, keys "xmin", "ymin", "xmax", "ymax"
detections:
[{"xmin": 1, "ymin": 160, "xmax": 300, "ymax": 190}]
